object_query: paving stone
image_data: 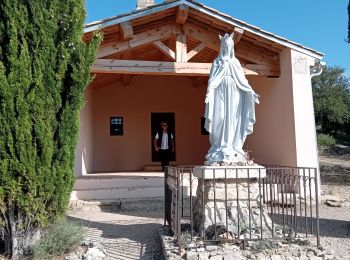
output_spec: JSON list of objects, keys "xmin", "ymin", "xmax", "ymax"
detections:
[
  {"xmin": 209, "ymin": 255, "xmax": 223, "ymax": 260},
  {"xmin": 269, "ymin": 255, "xmax": 283, "ymax": 260},
  {"xmin": 285, "ymin": 256, "xmax": 299, "ymax": 260},
  {"xmin": 198, "ymin": 252, "xmax": 210, "ymax": 260},
  {"xmin": 186, "ymin": 251, "xmax": 199, "ymax": 260},
  {"xmin": 206, "ymin": 245, "xmax": 218, "ymax": 251},
  {"xmin": 223, "ymin": 250, "xmax": 245, "ymax": 260}
]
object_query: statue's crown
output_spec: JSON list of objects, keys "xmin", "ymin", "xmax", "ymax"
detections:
[{"xmin": 219, "ymin": 32, "xmax": 234, "ymax": 41}]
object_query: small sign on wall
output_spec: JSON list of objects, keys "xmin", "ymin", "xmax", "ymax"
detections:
[{"xmin": 293, "ymin": 56, "xmax": 308, "ymax": 74}]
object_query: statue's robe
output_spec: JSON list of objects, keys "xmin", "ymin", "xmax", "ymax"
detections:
[{"xmin": 204, "ymin": 43, "xmax": 259, "ymax": 163}]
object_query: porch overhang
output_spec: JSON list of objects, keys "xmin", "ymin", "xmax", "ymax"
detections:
[
  {"xmin": 92, "ymin": 59, "xmax": 260, "ymax": 76},
  {"xmin": 84, "ymin": 0, "xmax": 324, "ymax": 60}
]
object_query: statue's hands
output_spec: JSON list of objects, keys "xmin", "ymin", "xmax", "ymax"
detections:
[
  {"xmin": 252, "ymin": 93, "xmax": 260, "ymax": 104},
  {"xmin": 205, "ymin": 90, "xmax": 213, "ymax": 103}
]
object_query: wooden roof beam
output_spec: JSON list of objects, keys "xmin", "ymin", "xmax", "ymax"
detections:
[
  {"xmin": 97, "ymin": 24, "xmax": 179, "ymax": 58},
  {"xmin": 187, "ymin": 42, "xmax": 206, "ymax": 61},
  {"xmin": 176, "ymin": 5, "xmax": 189, "ymax": 25},
  {"xmin": 153, "ymin": 40, "xmax": 176, "ymax": 60},
  {"xmin": 183, "ymin": 23, "xmax": 220, "ymax": 51},
  {"xmin": 244, "ymin": 64, "xmax": 280, "ymax": 77},
  {"xmin": 120, "ymin": 21, "xmax": 133, "ymax": 40},
  {"xmin": 233, "ymin": 27, "xmax": 244, "ymax": 44},
  {"xmin": 183, "ymin": 23, "xmax": 280, "ymax": 67},
  {"xmin": 121, "ymin": 53, "xmax": 132, "ymax": 86},
  {"xmin": 235, "ymin": 44, "xmax": 279, "ymax": 66},
  {"xmin": 92, "ymin": 59, "xmax": 259, "ymax": 76},
  {"xmin": 176, "ymin": 33, "xmax": 187, "ymax": 62}
]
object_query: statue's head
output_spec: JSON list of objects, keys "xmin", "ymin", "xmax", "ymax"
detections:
[
  {"xmin": 218, "ymin": 33, "xmax": 234, "ymax": 58},
  {"xmin": 219, "ymin": 32, "xmax": 234, "ymax": 50}
]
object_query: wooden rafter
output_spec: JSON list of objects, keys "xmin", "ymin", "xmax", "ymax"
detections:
[
  {"xmin": 97, "ymin": 24, "xmax": 179, "ymax": 58},
  {"xmin": 244, "ymin": 64, "xmax": 280, "ymax": 77},
  {"xmin": 176, "ymin": 5, "xmax": 189, "ymax": 25},
  {"xmin": 235, "ymin": 44, "xmax": 279, "ymax": 66},
  {"xmin": 153, "ymin": 40, "xmax": 176, "ymax": 60},
  {"xmin": 92, "ymin": 59, "xmax": 259, "ymax": 76},
  {"xmin": 120, "ymin": 21, "xmax": 133, "ymax": 39},
  {"xmin": 121, "ymin": 53, "xmax": 132, "ymax": 86},
  {"xmin": 183, "ymin": 23, "xmax": 220, "ymax": 51},
  {"xmin": 183, "ymin": 23, "xmax": 279, "ymax": 74},
  {"xmin": 233, "ymin": 27, "xmax": 244, "ymax": 44},
  {"xmin": 187, "ymin": 42, "xmax": 206, "ymax": 61},
  {"xmin": 94, "ymin": 20, "xmax": 280, "ymax": 77}
]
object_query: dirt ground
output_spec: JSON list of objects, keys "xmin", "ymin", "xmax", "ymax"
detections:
[{"xmin": 318, "ymin": 145, "xmax": 350, "ymax": 258}]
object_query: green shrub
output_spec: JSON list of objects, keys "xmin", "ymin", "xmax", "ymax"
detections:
[
  {"xmin": 31, "ymin": 219, "xmax": 85, "ymax": 260},
  {"xmin": 317, "ymin": 134, "xmax": 336, "ymax": 150}
]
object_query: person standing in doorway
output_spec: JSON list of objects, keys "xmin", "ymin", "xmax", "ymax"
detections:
[{"xmin": 154, "ymin": 121, "xmax": 175, "ymax": 171}]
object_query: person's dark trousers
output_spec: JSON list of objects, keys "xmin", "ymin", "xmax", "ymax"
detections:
[{"xmin": 159, "ymin": 149, "xmax": 171, "ymax": 171}]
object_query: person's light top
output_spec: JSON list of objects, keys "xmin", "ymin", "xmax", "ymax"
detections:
[{"xmin": 155, "ymin": 132, "xmax": 174, "ymax": 150}]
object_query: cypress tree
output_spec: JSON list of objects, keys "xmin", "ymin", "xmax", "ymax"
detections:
[{"xmin": 0, "ymin": 0, "xmax": 100, "ymax": 258}]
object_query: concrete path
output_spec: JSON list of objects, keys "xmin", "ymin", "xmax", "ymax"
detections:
[{"xmin": 68, "ymin": 209, "xmax": 164, "ymax": 260}]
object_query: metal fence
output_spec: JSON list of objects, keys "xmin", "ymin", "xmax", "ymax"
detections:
[{"xmin": 164, "ymin": 165, "xmax": 320, "ymax": 253}]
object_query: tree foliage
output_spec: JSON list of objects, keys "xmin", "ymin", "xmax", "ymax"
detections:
[
  {"xmin": 312, "ymin": 66, "xmax": 350, "ymax": 135},
  {"xmin": 0, "ymin": 0, "xmax": 100, "ymax": 258}
]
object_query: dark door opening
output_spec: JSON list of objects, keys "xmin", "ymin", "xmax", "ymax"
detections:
[{"xmin": 151, "ymin": 112, "xmax": 176, "ymax": 162}]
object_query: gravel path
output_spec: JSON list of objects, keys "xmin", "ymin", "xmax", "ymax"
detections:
[
  {"xmin": 318, "ymin": 203, "xmax": 350, "ymax": 257},
  {"xmin": 68, "ymin": 210, "xmax": 164, "ymax": 260},
  {"xmin": 319, "ymin": 149, "xmax": 350, "ymax": 258}
]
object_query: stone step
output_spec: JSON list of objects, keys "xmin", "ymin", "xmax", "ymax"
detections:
[
  {"xmin": 144, "ymin": 165, "xmax": 163, "ymax": 171},
  {"xmin": 70, "ymin": 197, "xmax": 165, "ymax": 211},
  {"xmin": 143, "ymin": 164, "xmax": 178, "ymax": 171},
  {"xmin": 71, "ymin": 186, "xmax": 164, "ymax": 201},
  {"xmin": 71, "ymin": 172, "xmax": 164, "ymax": 201},
  {"xmin": 74, "ymin": 175, "xmax": 163, "ymax": 190}
]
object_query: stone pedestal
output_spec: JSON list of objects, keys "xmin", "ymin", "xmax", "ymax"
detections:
[{"xmin": 192, "ymin": 166, "xmax": 274, "ymax": 240}]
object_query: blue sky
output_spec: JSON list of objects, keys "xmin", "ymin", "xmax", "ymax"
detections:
[{"xmin": 85, "ymin": 0, "xmax": 350, "ymax": 75}]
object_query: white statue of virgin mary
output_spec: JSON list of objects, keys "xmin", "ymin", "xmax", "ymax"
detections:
[{"xmin": 204, "ymin": 32, "xmax": 259, "ymax": 164}]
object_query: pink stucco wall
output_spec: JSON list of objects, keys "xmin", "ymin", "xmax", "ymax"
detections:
[
  {"xmin": 74, "ymin": 48, "xmax": 319, "ymax": 174},
  {"xmin": 246, "ymin": 48, "xmax": 318, "ymax": 168},
  {"xmin": 92, "ymin": 75, "xmax": 210, "ymax": 172},
  {"xmin": 245, "ymin": 49, "xmax": 298, "ymax": 166},
  {"xmin": 290, "ymin": 50, "xmax": 319, "ymax": 168},
  {"xmin": 75, "ymin": 86, "xmax": 94, "ymax": 175}
]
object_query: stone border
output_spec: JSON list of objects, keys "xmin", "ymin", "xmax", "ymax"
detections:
[
  {"xmin": 69, "ymin": 197, "xmax": 164, "ymax": 212},
  {"xmin": 158, "ymin": 226, "xmax": 339, "ymax": 260},
  {"xmin": 159, "ymin": 226, "xmax": 182, "ymax": 260},
  {"xmin": 193, "ymin": 166, "xmax": 266, "ymax": 179}
]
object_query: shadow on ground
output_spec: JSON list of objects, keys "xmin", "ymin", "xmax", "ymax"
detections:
[
  {"xmin": 318, "ymin": 217, "xmax": 350, "ymax": 238},
  {"xmin": 68, "ymin": 214, "xmax": 164, "ymax": 260},
  {"xmin": 271, "ymin": 212, "xmax": 350, "ymax": 240},
  {"xmin": 320, "ymin": 164, "xmax": 350, "ymax": 185}
]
